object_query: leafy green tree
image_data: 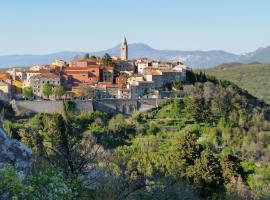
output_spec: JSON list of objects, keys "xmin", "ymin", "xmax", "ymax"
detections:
[
  {"xmin": 171, "ymin": 98, "xmax": 184, "ymax": 117},
  {"xmin": 29, "ymin": 104, "xmax": 105, "ymax": 178},
  {"xmin": 187, "ymin": 148, "xmax": 223, "ymax": 195},
  {"xmin": 108, "ymin": 114, "xmax": 127, "ymax": 132},
  {"xmin": 172, "ymin": 80, "xmax": 183, "ymax": 91},
  {"xmin": 220, "ymin": 154, "xmax": 245, "ymax": 185},
  {"xmin": 0, "ymin": 165, "xmax": 27, "ymax": 199},
  {"xmin": 42, "ymin": 83, "xmax": 52, "ymax": 98},
  {"xmin": 27, "ymin": 166, "xmax": 74, "ymax": 200},
  {"xmin": 84, "ymin": 53, "xmax": 90, "ymax": 59},
  {"xmin": 2, "ymin": 120, "xmax": 20, "ymax": 140},
  {"xmin": 185, "ymin": 96, "xmax": 211, "ymax": 122},
  {"xmin": 101, "ymin": 53, "xmax": 113, "ymax": 66},
  {"xmin": 53, "ymin": 86, "xmax": 65, "ymax": 99},
  {"xmin": 22, "ymin": 87, "xmax": 33, "ymax": 99},
  {"xmin": 173, "ymin": 133, "xmax": 202, "ymax": 166}
]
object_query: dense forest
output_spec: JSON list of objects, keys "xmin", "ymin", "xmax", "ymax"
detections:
[{"xmin": 1, "ymin": 72, "xmax": 270, "ymax": 199}]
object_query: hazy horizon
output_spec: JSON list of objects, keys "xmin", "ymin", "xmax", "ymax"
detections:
[{"xmin": 0, "ymin": 42, "xmax": 269, "ymax": 57}]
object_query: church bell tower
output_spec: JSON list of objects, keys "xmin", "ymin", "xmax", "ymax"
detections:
[{"xmin": 120, "ymin": 36, "xmax": 128, "ymax": 61}]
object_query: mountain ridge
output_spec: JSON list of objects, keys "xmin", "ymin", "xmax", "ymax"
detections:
[{"xmin": 0, "ymin": 43, "xmax": 270, "ymax": 68}]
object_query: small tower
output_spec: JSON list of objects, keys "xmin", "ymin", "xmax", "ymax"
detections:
[
  {"xmin": 12, "ymin": 68, "xmax": 16, "ymax": 80},
  {"xmin": 120, "ymin": 36, "xmax": 128, "ymax": 61}
]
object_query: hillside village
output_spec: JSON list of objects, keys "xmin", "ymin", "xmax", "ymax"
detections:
[{"xmin": 0, "ymin": 37, "xmax": 189, "ymax": 101}]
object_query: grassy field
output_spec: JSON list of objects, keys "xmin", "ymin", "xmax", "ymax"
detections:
[{"xmin": 204, "ymin": 63, "xmax": 270, "ymax": 104}]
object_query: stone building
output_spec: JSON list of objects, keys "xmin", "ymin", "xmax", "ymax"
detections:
[
  {"xmin": 63, "ymin": 67, "xmax": 100, "ymax": 84},
  {"xmin": 100, "ymin": 66, "xmax": 114, "ymax": 82},
  {"xmin": 30, "ymin": 73, "xmax": 61, "ymax": 98},
  {"xmin": 127, "ymin": 79, "xmax": 154, "ymax": 99},
  {"xmin": 69, "ymin": 58, "xmax": 98, "ymax": 68}
]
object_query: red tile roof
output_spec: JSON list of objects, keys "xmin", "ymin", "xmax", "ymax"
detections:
[
  {"xmin": 64, "ymin": 66, "xmax": 100, "ymax": 71},
  {"xmin": 64, "ymin": 71, "xmax": 89, "ymax": 74},
  {"xmin": 31, "ymin": 73, "xmax": 59, "ymax": 79},
  {"xmin": 144, "ymin": 71, "xmax": 162, "ymax": 76}
]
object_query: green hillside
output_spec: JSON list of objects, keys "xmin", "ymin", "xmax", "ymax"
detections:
[
  {"xmin": 2, "ymin": 74, "xmax": 270, "ymax": 199},
  {"xmin": 205, "ymin": 63, "xmax": 270, "ymax": 104}
]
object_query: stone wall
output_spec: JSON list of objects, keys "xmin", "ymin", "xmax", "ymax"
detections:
[
  {"xmin": 12, "ymin": 98, "xmax": 167, "ymax": 115},
  {"xmin": 12, "ymin": 100, "xmax": 64, "ymax": 115}
]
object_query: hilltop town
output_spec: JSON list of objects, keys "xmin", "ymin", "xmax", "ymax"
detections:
[{"xmin": 0, "ymin": 37, "xmax": 189, "ymax": 101}]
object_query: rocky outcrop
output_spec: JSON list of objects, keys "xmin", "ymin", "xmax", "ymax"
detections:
[{"xmin": 0, "ymin": 126, "xmax": 32, "ymax": 175}]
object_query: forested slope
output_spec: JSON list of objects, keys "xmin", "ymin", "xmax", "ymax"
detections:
[
  {"xmin": 1, "ymin": 73, "xmax": 270, "ymax": 199},
  {"xmin": 205, "ymin": 63, "xmax": 270, "ymax": 104}
]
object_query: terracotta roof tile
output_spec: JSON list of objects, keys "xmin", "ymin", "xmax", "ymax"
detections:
[{"xmin": 31, "ymin": 73, "xmax": 59, "ymax": 79}]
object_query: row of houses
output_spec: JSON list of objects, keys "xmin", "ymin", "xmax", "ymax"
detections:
[{"xmin": 0, "ymin": 56, "xmax": 189, "ymax": 100}]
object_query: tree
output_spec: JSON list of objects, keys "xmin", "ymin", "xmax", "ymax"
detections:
[
  {"xmin": 84, "ymin": 53, "xmax": 90, "ymax": 59},
  {"xmin": 0, "ymin": 164, "xmax": 27, "ymax": 199},
  {"xmin": 185, "ymin": 96, "xmax": 211, "ymax": 122},
  {"xmin": 172, "ymin": 81, "xmax": 183, "ymax": 91},
  {"xmin": 173, "ymin": 133, "xmax": 202, "ymax": 166},
  {"xmin": 42, "ymin": 83, "xmax": 52, "ymax": 99},
  {"xmin": 171, "ymin": 98, "xmax": 184, "ymax": 117},
  {"xmin": 28, "ymin": 103, "xmax": 105, "ymax": 179},
  {"xmin": 3, "ymin": 120, "xmax": 20, "ymax": 140},
  {"xmin": 101, "ymin": 53, "xmax": 113, "ymax": 66},
  {"xmin": 53, "ymin": 86, "xmax": 65, "ymax": 99},
  {"xmin": 22, "ymin": 87, "xmax": 33, "ymax": 99},
  {"xmin": 220, "ymin": 154, "xmax": 245, "ymax": 183},
  {"xmin": 187, "ymin": 148, "xmax": 223, "ymax": 196}
]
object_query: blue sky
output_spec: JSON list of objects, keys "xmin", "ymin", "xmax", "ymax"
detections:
[{"xmin": 0, "ymin": 0, "xmax": 269, "ymax": 54}]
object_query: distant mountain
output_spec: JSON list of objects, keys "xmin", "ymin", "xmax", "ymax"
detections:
[{"xmin": 1, "ymin": 43, "xmax": 270, "ymax": 68}]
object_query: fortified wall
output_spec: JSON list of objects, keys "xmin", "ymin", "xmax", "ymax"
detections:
[{"xmin": 11, "ymin": 99, "xmax": 167, "ymax": 115}]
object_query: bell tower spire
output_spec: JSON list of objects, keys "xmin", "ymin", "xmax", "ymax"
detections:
[{"xmin": 120, "ymin": 35, "xmax": 128, "ymax": 61}]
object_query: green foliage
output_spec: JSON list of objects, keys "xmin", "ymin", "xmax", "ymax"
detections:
[
  {"xmin": 206, "ymin": 63, "xmax": 270, "ymax": 104},
  {"xmin": 5, "ymin": 73, "xmax": 270, "ymax": 199},
  {"xmin": 0, "ymin": 165, "xmax": 75, "ymax": 200},
  {"xmin": 84, "ymin": 53, "xmax": 90, "ymax": 59},
  {"xmin": 101, "ymin": 53, "xmax": 113, "ymax": 66},
  {"xmin": 185, "ymin": 96, "xmax": 211, "ymax": 122},
  {"xmin": 187, "ymin": 148, "xmax": 223, "ymax": 194},
  {"xmin": 27, "ymin": 166, "xmax": 74, "ymax": 200},
  {"xmin": 220, "ymin": 154, "xmax": 245, "ymax": 184},
  {"xmin": 22, "ymin": 87, "xmax": 33, "ymax": 99},
  {"xmin": 2, "ymin": 120, "xmax": 20, "ymax": 140},
  {"xmin": 63, "ymin": 100, "xmax": 77, "ymax": 113},
  {"xmin": 53, "ymin": 85, "xmax": 65, "ymax": 99},
  {"xmin": 172, "ymin": 80, "xmax": 183, "ymax": 90},
  {"xmin": 0, "ymin": 165, "xmax": 27, "ymax": 199},
  {"xmin": 93, "ymin": 114, "xmax": 136, "ymax": 148},
  {"xmin": 42, "ymin": 83, "xmax": 52, "ymax": 98}
]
